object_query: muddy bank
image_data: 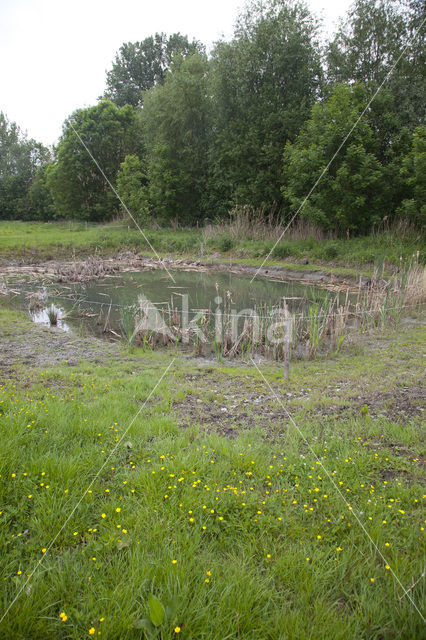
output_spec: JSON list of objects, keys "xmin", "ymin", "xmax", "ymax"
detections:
[
  {"xmin": 0, "ymin": 321, "xmax": 120, "ymax": 373},
  {"xmin": 0, "ymin": 252, "xmax": 367, "ymax": 292}
]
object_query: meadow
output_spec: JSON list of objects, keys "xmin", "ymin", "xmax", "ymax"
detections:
[
  {"xmin": 0, "ymin": 306, "xmax": 424, "ymax": 638},
  {"xmin": 0, "ymin": 219, "xmax": 424, "ymax": 275}
]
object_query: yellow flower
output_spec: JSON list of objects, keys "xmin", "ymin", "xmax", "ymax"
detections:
[
  {"xmin": 101, "ymin": 513, "xmax": 106, "ymax": 519},
  {"xmin": 172, "ymin": 560, "xmax": 177, "ymax": 564},
  {"xmin": 115, "ymin": 508, "xmax": 121, "ymax": 513},
  {"xmin": 370, "ymin": 578, "xmax": 375, "ymax": 583},
  {"xmin": 17, "ymin": 570, "xmax": 22, "ymax": 575},
  {"xmin": 41, "ymin": 548, "xmax": 46, "ymax": 553},
  {"xmin": 205, "ymin": 578, "xmax": 210, "ymax": 583},
  {"xmin": 206, "ymin": 571, "xmax": 211, "ymax": 576},
  {"xmin": 60, "ymin": 612, "xmax": 68, "ymax": 621},
  {"xmin": 266, "ymin": 554, "xmax": 271, "ymax": 559},
  {"xmin": 385, "ymin": 565, "xmax": 390, "ymax": 570},
  {"xmin": 174, "ymin": 627, "xmax": 181, "ymax": 634},
  {"xmin": 88, "ymin": 627, "xmax": 95, "ymax": 635}
]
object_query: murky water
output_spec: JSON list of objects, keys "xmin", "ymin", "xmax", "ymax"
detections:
[{"xmin": 3, "ymin": 268, "xmax": 334, "ymax": 337}]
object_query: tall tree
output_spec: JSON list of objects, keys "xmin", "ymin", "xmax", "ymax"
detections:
[
  {"xmin": 116, "ymin": 154, "xmax": 149, "ymax": 223},
  {"xmin": 46, "ymin": 100, "xmax": 142, "ymax": 221},
  {"xmin": 398, "ymin": 126, "xmax": 426, "ymax": 226},
  {"xmin": 327, "ymin": 0, "xmax": 425, "ymax": 129},
  {"xmin": 0, "ymin": 113, "xmax": 50, "ymax": 219},
  {"xmin": 281, "ymin": 83, "xmax": 411, "ymax": 234},
  {"xmin": 207, "ymin": 0, "xmax": 322, "ymax": 215},
  {"xmin": 104, "ymin": 33, "xmax": 204, "ymax": 107},
  {"xmin": 142, "ymin": 53, "xmax": 210, "ymax": 224}
]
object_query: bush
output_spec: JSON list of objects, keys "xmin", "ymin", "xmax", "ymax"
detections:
[
  {"xmin": 319, "ymin": 242, "xmax": 339, "ymax": 260},
  {"xmin": 216, "ymin": 236, "xmax": 234, "ymax": 252},
  {"xmin": 272, "ymin": 241, "xmax": 292, "ymax": 259}
]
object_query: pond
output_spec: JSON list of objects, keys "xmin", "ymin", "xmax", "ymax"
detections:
[
  {"xmin": 3, "ymin": 268, "xmax": 334, "ymax": 334},
  {"xmin": 2, "ymin": 266, "xmax": 368, "ymax": 359}
]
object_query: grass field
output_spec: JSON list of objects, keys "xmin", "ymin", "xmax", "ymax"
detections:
[
  {"xmin": 0, "ymin": 220, "xmax": 424, "ymax": 273},
  {"xmin": 0, "ymin": 305, "xmax": 424, "ymax": 638}
]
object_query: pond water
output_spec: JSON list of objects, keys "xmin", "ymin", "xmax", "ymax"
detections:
[{"xmin": 4, "ymin": 268, "xmax": 334, "ymax": 337}]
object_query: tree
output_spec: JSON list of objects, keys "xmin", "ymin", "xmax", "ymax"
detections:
[
  {"xmin": 46, "ymin": 100, "xmax": 142, "ymax": 221},
  {"xmin": 142, "ymin": 53, "xmax": 210, "ymax": 224},
  {"xmin": 27, "ymin": 163, "xmax": 55, "ymax": 220},
  {"xmin": 116, "ymin": 154, "xmax": 149, "ymax": 223},
  {"xmin": 207, "ymin": 0, "xmax": 322, "ymax": 215},
  {"xmin": 281, "ymin": 83, "xmax": 411, "ymax": 234},
  {"xmin": 327, "ymin": 0, "xmax": 425, "ymax": 129},
  {"xmin": 0, "ymin": 112, "xmax": 50, "ymax": 219},
  {"xmin": 104, "ymin": 33, "xmax": 204, "ymax": 107},
  {"xmin": 398, "ymin": 126, "xmax": 426, "ymax": 226}
]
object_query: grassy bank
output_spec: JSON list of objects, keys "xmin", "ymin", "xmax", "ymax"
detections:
[
  {"xmin": 0, "ymin": 221, "xmax": 424, "ymax": 273},
  {"xmin": 0, "ymin": 305, "xmax": 425, "ymax": 638}
]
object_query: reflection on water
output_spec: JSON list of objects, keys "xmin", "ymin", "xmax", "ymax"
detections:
[{"xmin": 29, "ymin": 304, "xmax": 71, "ymax": 332}]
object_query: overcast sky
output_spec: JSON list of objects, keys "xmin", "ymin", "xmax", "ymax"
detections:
[{"xmin": 0, "ymin": 0, "xmax": 351, "ymax": 147}]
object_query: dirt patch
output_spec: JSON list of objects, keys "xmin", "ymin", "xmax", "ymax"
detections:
[
  {"xmin": 0, "ymin": 322, "xmax": 120, "ymax": 375},
  {"xmin": 172, "ymin": 373, "xmax": 304, "ymax": 438},
  {"xmin": 306, "ymin": 382, "xmax": 425, "ymax": 425}
]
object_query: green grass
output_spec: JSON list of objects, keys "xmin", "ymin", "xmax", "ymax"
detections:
[
  {"xmin": 0, "ymin": 306, "xmax": 425, "ymax": 638},
  {"xmin": 0, "ymin": 221, "xmax": 424, "ymax": 274}
]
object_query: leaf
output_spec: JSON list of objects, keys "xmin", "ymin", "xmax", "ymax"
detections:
[
  {"xmin": 148, "ymin": 594, "xmax": 165, "ymax": 627},
  {"xmin": 133, "ymin": 618, "xmax": 157, "ymax": 639},
  {"xmin": 116, "ymin": 538, "xmax": 132, "ymax": 550},
  {"xmin": 165, "ymin": 594, "xmax": 179, "ymax": 619},
  {"xmin": 133, "ymin": 618, "xmax": 154, "ymax": 630}
]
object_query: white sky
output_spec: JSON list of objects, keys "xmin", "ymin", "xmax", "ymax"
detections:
[{"xmin": 0, "ymin": 0, "xmax": 351, "ymax": 147}]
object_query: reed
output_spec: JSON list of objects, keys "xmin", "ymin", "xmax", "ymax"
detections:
[
  {"xmin": 47, "ymin": 305, "xmax": 58, "ymax": 326},
  {"xmin": 119, "ymin": 262, "xmax": 424, "ymax": 362}
]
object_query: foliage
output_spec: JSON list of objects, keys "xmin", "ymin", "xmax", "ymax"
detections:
[
  {"xmin": 104, "ymin": 33, "xmax": 204, "ymax": 107},
  {"xmin": 27, "ymin": 163, "xmax": 55, "ymax": 220},
  {"xmin": 143, "ymin": 53, "xmax": 210, "ymax": 224},
  {"xmin": 398, "ymin": 126, "xmax": 426, "ymax": 226},
  {"xmin": 116, "ymin": 155, "xmax": 149, "ymax": 223},
  {"xmin": 327, "ymin": 0, "xmax": 425, "ymax": 130},
  {"xmin": 0, "ymin": 113, "xmax": 51, "ymax": 220},
  {"xmin": 207, "ymin": 0, "xmax": 322, "ymax": 215},
  {"xmin": 3, "ymin": 0, "xmax": 426, "ymax": 230},
  {"xmin": 46, "ymin": 101, "xmax": 142, "ymax": 221},
  {"xmin": 282, "ymin": 83, "xmax": 411, "ymax": 233}
]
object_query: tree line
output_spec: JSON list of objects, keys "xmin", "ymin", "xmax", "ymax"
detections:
[{"xmin": 1, "ymin": 0, "xmax": 424, "ymax": 234}]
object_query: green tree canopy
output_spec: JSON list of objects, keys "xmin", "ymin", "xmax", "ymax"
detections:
[
  {"xmin": 398, "ymin": 126, "xmax": 426, "ymax": 226},
  {"xmin": 104, "ymin": 33, "xmax": 204, "ymax": 107},
  {"xmin": 46, "ymin": 100, "xmax": 142, "ymax": 221},
  {"xmin": 327, "ymin": 0, "xmax": 425, "ymax": 129},
  {"xmin": 142, "ymin": 53, "xmax": 210, "ymax": 224},
  {"xmin": 282, "ymin": 83, "xmax": 411, "ymax": 234},
  {"xmin": 0, "ymin": 112, "xmax": 50, "ymax": 220},
  {"xmin": 206, "ymin": 0, "xmax": 322, "ymax": 215},
  {"xmin": 116, "ymin": 154, "xmax": 149, "ymax": 223}
]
